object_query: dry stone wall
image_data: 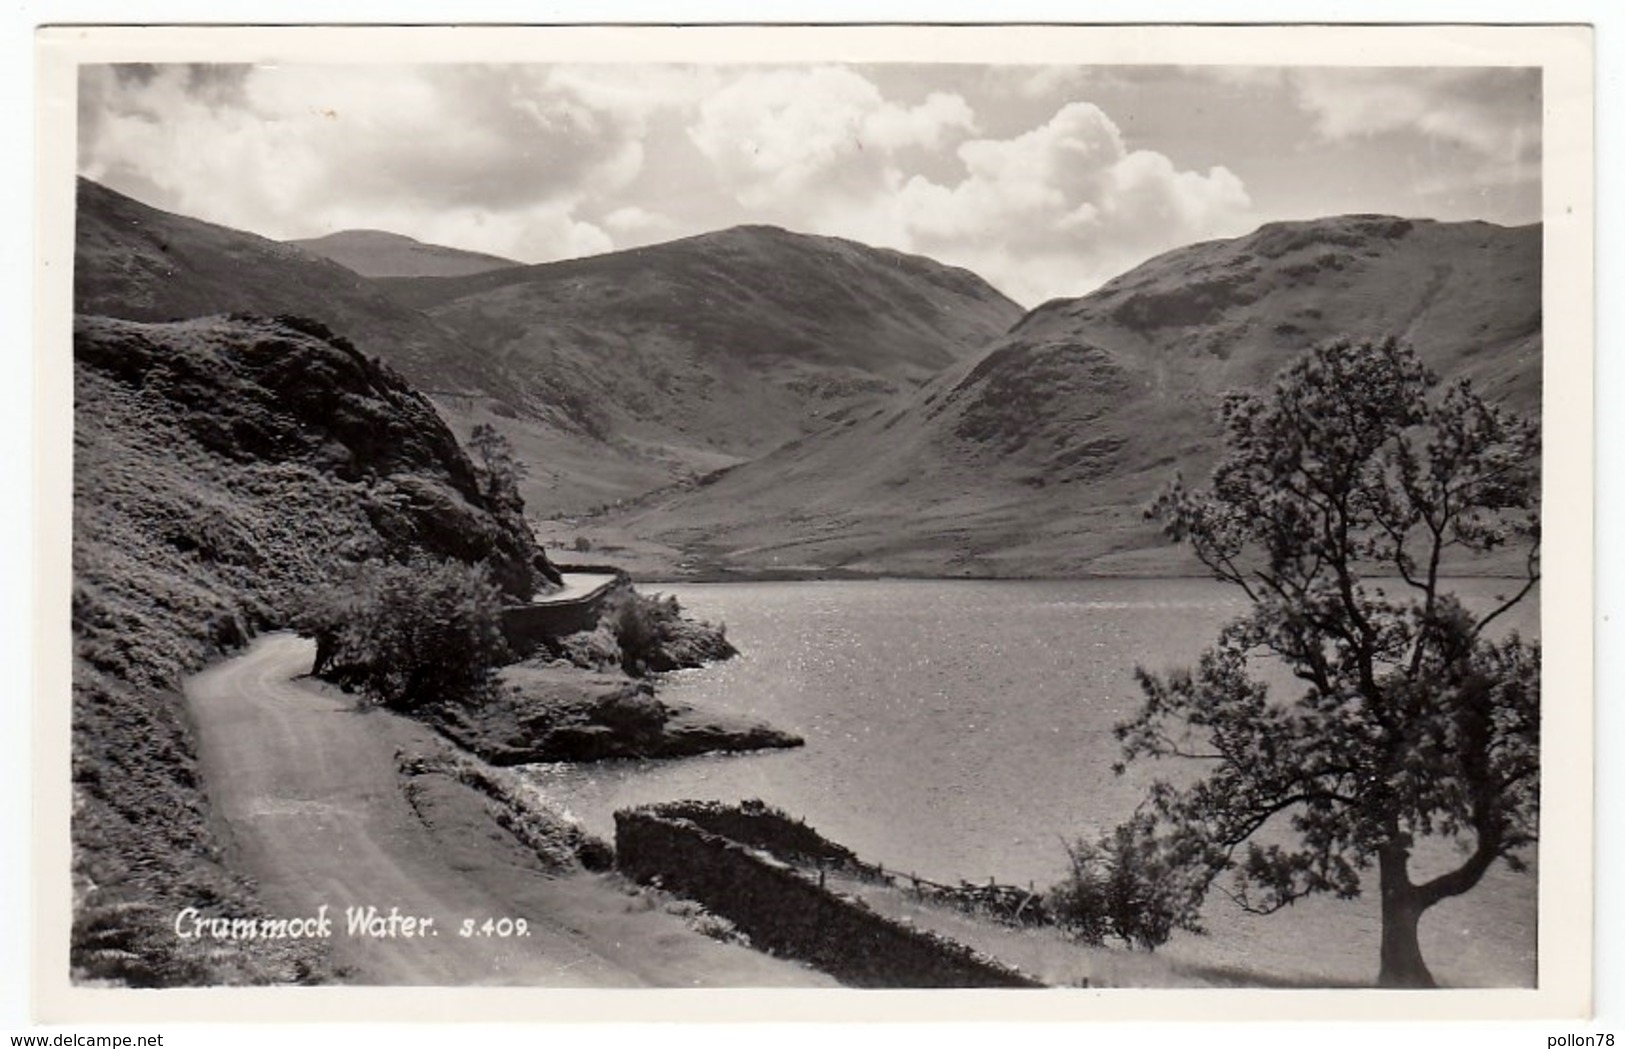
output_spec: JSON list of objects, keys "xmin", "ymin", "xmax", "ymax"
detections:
[{"xmin": 614, "ymin": 804, "xmax": 1041, "ymax": 988}]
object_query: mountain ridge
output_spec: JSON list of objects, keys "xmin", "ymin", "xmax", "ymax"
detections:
[
  {"xmin": 74, "ymin": 177, "xmax": 508, "ymax": 401},
  {"xmin": 74, "ymin": 178, "xmax": 1024, "ymax": 515},
  {"xmin": 289, "ymin": 228, "xmax": 522, "ymax": 279},
  {"xmin": 375, "ymin": 219, "xmax": 1025, "ymax": 495},
  {"xmin": 591, "ymin": 213, "xmax": 1541, "ymax": 578}
]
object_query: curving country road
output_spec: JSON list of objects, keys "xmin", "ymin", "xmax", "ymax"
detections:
[
  {"xmin": 185, "ymin": 633, "xmax": 833, "ymax": 987},
  {"xmin": 536, "ymin": 571, "xmax": 622, "ymax": 604}
]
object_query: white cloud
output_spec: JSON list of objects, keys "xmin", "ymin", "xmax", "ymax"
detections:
[
  {"xmin": 78, "ymin": 64, "xmax": 653, "ymax": 260},
  {"xmin": 688, "ymin": 66, "xmax": 975, "ymax": 209},
  {"xmin": 87, "ymin": 63, "xmax": 1529, "ymax": 306},
  {"xmin": 542, "ymin": 64, "xmax": 719, "ymax": 125},
  {"xmin": 1005, "ymin": 66, "xmax": 1088, "ymax": 99},
  {"xmin": 1290, "ymin": 67, "xmax": 1540, "ymax": 159},
  {"xmin": 980, "ymin": 65, "xmax": 1136, "ymax": 100},
  {"xmin": 679, "ymin": 95, "xmax": 1253, "ymax": 304},
  {"xmin": 866, "ymin": 103, "xmax": 1253, "ymax": 304},
  {"xmin": 602, "ymin": 205, "xmax": 675, "ymax": 236}
]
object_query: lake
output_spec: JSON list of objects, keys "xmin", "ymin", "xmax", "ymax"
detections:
[{"xmin": 520, "ymin": 576, "xmax": 1540, "ymax": 987}]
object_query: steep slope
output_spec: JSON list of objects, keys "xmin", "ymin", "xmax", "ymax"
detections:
[
  {"xmin": 71, "ymin": 313, "xmax": 544, "ymax": 985},
  {"xmin": 600, "ymin": 216, "xmax": 1541, "ymax": 578},
  {"xmin": 381, "ymin": 226, "xmax": 1024, "ymax": 475},
  {"xmin": 73, "ymin": 178, "xmax": 679, "ymax": 513},
  {"xmin": 76, "ymin": 181, "xmax": 1021, "ymax": 515},
  {"xmin": 75, "ymin": 178, "xmax": 506, "ymax": 400},
  {"xmin": 289, "ymin": 229, "xmax": 520, "ymax": 279}
]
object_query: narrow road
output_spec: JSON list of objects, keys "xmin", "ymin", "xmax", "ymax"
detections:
[
  {"xmin": 534, "ymin": 571, "xmax": 621, "ymax": 604},
  {"xmin": 185, "ymin": 633, "xmax": 833, "ymax": 987}
]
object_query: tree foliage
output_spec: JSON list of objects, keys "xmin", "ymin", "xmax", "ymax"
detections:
[
  {"xmin": 1111, "ymin": 336, "xmax": 1540, "ymax": 987},
  {"xmin": 467, "ymin": 423, "xmax": 528, "ymax": 513},
  {"xmin": 1048, "ymin": 811, "xmax": 1212, "ymax": 950},
  {"xmin": 297, "ymin": 556, "xmax": 511, "ymax": 711}
]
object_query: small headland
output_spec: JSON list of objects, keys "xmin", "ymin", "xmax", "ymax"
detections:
[
  {"xmin": 421, "ymin": 661, "xmax": 802, "ymax": 765},
  {"xmin": 413, "ymin": 566, "xmax": 802, "ymax": 765}
]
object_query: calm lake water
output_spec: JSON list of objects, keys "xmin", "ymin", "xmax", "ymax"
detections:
[{"xmin": 522, "ymin": 577, "xmax": 1540, "ymax": 986}]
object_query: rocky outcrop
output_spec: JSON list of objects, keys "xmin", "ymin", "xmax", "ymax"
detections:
[{"xmin": 421, "ymin": 663, "xmax": 802, "ymax": 765}]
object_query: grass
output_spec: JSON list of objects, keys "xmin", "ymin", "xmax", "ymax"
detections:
[
  {"xmin": 592, "ymin": 216, "xmax": 1540, "ymax": 580},
  {"xmin": 396, "ymin": 745, "xmax": 613, "ymax": 872}
]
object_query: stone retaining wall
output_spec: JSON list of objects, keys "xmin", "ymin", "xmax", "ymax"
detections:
[
  {"xmin": 500, "ymin": 568, "xmax": 629, "ymax": 654},
  {"xmin": 614, "ymin": 804, "xmax": 1041, "ymax": 988}
]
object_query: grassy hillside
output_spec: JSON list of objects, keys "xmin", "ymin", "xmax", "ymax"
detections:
[
  {"xmin": 289, "ymin": 229, "xmax": 520, "ymax": 279},
  {"xmin": 71, "ymin": 313, "xmax": 543, "ymax": 985},
  {"xmin": 380, "ymin": 225, "xmax": 1024, "ymax": 485},
  {"xmin": 76, "ymin": 180, "xmax": 1023, "ymax": 516},
  {"xmin": 598, "ymin": 215, "xmax": 1541, "ymax": 578},
  {"xmin": 74, "ymin": 178, "xmax": 510, "ymax": 402}
]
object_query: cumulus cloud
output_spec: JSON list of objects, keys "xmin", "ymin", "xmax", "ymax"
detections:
[
  {"xmin": 688, "ymin": 66, "xmax": 975, "ymax": 208},
  {"xmin": 853, "ymin": 103, "xmax": 1252, "ymax": 304},
  {"xmin": 981, "ymin": 65, "xmax": 1132, "ymax": 100},
  {"xmin": 78, "ymin": 63, "xmax": 654, "ymax": 261},
  {"xmin": 1291, "ymin": 67, "xmax": 1540, "ymax": 159},
  {"xmin": 680, "ymin": 83, "xmax": 1254, "ymax": 302},
  {"xmin": 602, "ymin": 205, "xmax": 675, "ymax": 236},
  {"xmin": 80, "ymin": 62, "xmax": 1522, "ymax": 307},
  {"xmin": 544, "ymin": 64, "xmax": 719, "ymax": 124}
]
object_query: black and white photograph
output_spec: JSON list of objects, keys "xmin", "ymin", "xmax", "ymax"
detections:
[{"xmin": 26, "ymin": 21, "xmax": 1596, "ymax": 1026}]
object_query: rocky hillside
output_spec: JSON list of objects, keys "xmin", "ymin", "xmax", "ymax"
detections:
[
  {"xmin": 74, "ymin": 178, "xmax": 510, "ymax": 401},
  {"xmin": 71, "ymin": 313, "xmax": 545, "ymax": 985},
  {"xmin": 73, "ymin": 179, "xmax": 691, "ymax": 514},
  {"xmin": 289, "ymin": 229, "xmax": 520, "ymax": 279},
  {"xmin": 77, "ymin": 180, "xmax": 1022, "ymax": 515},
  {"xmin": 600, "ymin": 215, "xmax": 1541, "ymax": 578},
  {"xmin": 380, "ymin": 225, "xmax": 1023, "ymax": 485}
]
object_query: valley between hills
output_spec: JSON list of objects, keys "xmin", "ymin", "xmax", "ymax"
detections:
[
  {"xmin": 78, "ymin": 178, "xmax": 1539, "ymax": 581},
  {"xmin": 67, "ymin": 176, "xmax": 1542, "ymax": 989}
]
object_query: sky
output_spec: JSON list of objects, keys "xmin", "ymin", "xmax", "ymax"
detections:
[{"xmin": 77, "ymin": 63, "xmax": 1541, "ymax": 306}]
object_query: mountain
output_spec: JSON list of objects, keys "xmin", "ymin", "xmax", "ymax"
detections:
[
  {"xmin": 71, "ymin": 312, "xmax": 546, "ymax": 984},
  {"xmin": 288, "ymin": 229, "xmax": 520, "ymax": 279},
  {"xmin": 597, "ymin": 215, "xmax": 1542, "ymax": 578},
  {"xmin": 75, "ymin": 180, "xmax": 1023, "ymax": 515},
  {"xmin": 74, "ymin": 178, "xmax": 511, "ymax": 400},
  {"xmin": 73, "ymin": 179, "xmax": 700, "ymax": 514},
  {"xmin": 379, "ymin": 226, "xmax": 1024, "ymax": 477}
]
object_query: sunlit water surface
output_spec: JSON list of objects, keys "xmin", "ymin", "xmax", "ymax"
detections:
[{"xmin": 522, "ymin": 577, "xmax": 1539, "ymax": 986}]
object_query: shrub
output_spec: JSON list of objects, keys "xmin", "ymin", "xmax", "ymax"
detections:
[
  {"xmin": 1047, "ymin": 813, "xmax": 1209, "ymax": 951},
  {"xmin": 467, "ymin": 423, "xmax": 528, "ymax": 512},
  {"xmin": 608, "ymin": 590, "xmax": 675, "ymax": 676},
  {"xmin": 555, "ymin": 589, "xmax": 737, "ymax": 676},
  {"xmin": 297, "ymin": 556, "xmax": 510, "ymax": 710}
]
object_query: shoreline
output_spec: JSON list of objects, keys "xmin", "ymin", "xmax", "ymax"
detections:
[{"xmin": 632, "ymin": 568, "xmax": 1543, "ymax": 586}]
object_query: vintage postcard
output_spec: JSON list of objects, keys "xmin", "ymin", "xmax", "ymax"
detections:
[{"xmin": 30, "ymin": 22, "xmax": 1595, "ymax": 1026}]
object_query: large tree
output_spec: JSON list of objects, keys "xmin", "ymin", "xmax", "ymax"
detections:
[{"xmin": 1114, "ymin": 336, "xmax": 1541, "ymax": 988}]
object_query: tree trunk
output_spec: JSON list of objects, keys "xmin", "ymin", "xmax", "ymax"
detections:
[
  {"xmin": 312, "ymin": 632, "xmax": 336, "ymax": 676},
  {"xmin": 1377, "ymin": 846, "xmax": 1436, "ymax": 988}
]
